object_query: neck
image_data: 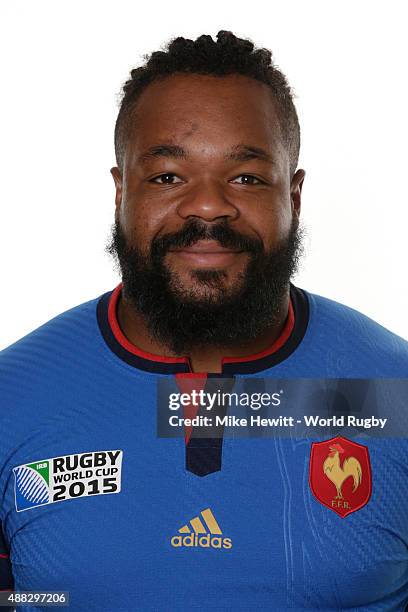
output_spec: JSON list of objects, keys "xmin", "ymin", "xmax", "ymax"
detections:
[{"xmin": 116, "ymin": 290, "xmax": 291, "ymax": 374}]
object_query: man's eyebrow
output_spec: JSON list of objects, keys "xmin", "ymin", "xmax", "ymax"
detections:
[
  {"xmin": 227, "ymin": 145, "xmax": 274, "ymax": 163},
  {"xmin": 137, "ymin": 143, "xmax": 273, "ymax": 164},
  {"xmin": 138, "ymin": 144, "xmax": 187, "ymax": 163}
]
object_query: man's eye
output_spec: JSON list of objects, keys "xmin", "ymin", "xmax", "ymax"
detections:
[
  {"xmin": 150, "ymin": 173, "xmax": 182, "ymax": 184},
  {"xmin": 231, "ymin": 174, "xmax": 263, "ymax": 185}
]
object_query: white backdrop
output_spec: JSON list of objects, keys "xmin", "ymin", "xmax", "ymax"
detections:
[{"xmin": 1, "ymin": 0, "xmax": 407, "ymax": 349}]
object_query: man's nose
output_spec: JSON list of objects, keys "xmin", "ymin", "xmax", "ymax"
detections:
[{"xmin": 176, "ymin": 181, "xmax": 239, "ymax": 222}]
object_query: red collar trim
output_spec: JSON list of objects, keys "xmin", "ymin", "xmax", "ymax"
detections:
[
  {"xmin": 108, "ymin": 282, "xmax": 295, "ymax": 370},
  {"xmin": 108, "ymin": 283, "xmax": 187, "ymax": 364},
  {"xmin": 221, "ymin": 299, "xmax": 294, "ymax": 365}
]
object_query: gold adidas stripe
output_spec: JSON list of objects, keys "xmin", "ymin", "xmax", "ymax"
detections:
[
  {"xmin": 201, "ymin": 508, "xmax": 222, "ymax": 534},
  {"xmin": 190, "ymin": 516, "xmax": 206, "ymax": 533}
]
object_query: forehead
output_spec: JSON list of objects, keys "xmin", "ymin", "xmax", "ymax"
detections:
[{"xmin": 123, "ymin": 73, "xmax": 287, "ymax": 167}]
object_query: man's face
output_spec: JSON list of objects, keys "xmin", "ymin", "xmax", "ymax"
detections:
[{"xmin": 109, "ymin": 73, "xmax": 305, "ymax": 353}]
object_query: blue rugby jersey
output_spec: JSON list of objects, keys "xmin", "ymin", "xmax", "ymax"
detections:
[{"xmin": 1, "ymin": 283, "xmax": 408, "ymax": 611}]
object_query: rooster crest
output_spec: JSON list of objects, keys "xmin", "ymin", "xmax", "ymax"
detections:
[{"xmin": 323, "ymin": 443, "xmax": 362, "ymax": 499}]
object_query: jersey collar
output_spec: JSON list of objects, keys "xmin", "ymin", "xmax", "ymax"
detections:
[{"xmin": 96, "ymin": 282, "xmax": 309, "ymax": 375}]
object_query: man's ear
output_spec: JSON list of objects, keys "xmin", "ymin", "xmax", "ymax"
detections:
[
  {"xmin": 290, "ymin": 169, "xmax": 305, "ymax": 218},
  {"xmin": 110, "ymin": 167, "xmax": 123, "ymax": 214}
]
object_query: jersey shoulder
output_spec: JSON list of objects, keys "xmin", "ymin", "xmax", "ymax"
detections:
[
  {"xmin": 304, "ymin": 289, "xmax": 408, "ymax": 375},
  {"xmin": 0, "ymin": 293, "xmax": 103, "ymax": 380},
  {"xmin": 0, "ymin": 294, "xmax": 109, "ymax": 492}
]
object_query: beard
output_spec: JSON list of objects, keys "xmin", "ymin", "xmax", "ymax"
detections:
[{"xmin": 106, "ymin": 216, "xmax": 304, "ymax": 355}]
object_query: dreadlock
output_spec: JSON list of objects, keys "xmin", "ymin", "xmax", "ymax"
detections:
[{"xmin": 114, "ymin": 30, "xmax": 300, "ymax": 176}]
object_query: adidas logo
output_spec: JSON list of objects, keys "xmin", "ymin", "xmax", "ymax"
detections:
[{"xmin": 171, "ymin": 508, "xmax": 232, "ymax": 549}]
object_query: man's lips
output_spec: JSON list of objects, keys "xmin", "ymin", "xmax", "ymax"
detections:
[
  {"xmin": 167, "ymin": 240, "xmax": 245, "ymax": 266},
  {"xmin": 169, "ymin": 240, "xmax": 242, "ymax": 254}
]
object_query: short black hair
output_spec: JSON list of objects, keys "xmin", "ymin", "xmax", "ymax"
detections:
[{"xmin": 114, "ymin": 30, "xmax": 300, "ymax": 176}]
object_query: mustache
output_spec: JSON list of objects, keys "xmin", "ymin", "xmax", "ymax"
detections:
[{"xmin": 151, "ymin": 219, "xmax": 264, "ymax": 260}]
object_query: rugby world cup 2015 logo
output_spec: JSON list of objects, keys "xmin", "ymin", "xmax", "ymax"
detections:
[
  {"xmin": 14, "ymin": 461, "xmax": 50, "ymax": 511},
  {"xmin": 13, "ymin": 449, "xmax": 123, "ymax": 512}
]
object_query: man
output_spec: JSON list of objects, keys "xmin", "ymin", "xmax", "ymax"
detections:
[{"xmin": 1, "ymin": 31, "xmax": 408, "ymax": 611}]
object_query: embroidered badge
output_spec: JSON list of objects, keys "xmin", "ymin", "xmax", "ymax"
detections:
[{"xmin": 309, "ymin": 436, "xmax": 372, "ymax": 517}]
